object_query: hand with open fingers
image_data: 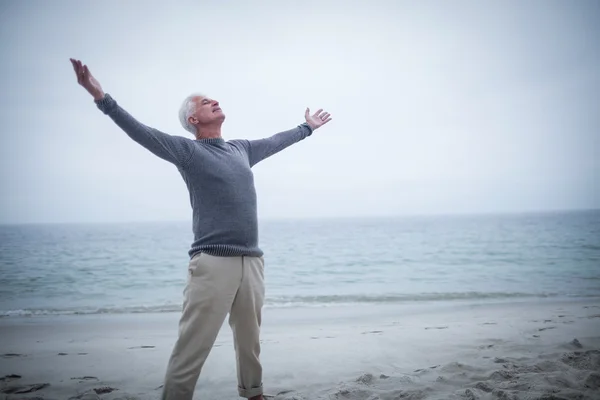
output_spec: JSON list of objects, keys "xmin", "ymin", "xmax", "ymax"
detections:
[
  {"xmin": 69, "ymin": 58, "xmax": 105, "ymax": 101},
  {"xmin": 305, "ymin": 108, "xmax": 332, "ymax": 131}
]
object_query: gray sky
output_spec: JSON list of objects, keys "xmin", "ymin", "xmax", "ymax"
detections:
[{"xmin": 1, "ymin": 0, "xmax": 598, "ymax": 224}]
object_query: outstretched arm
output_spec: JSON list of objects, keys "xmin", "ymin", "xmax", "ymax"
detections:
[
  {"xmin": 243, "ymin": 108, "xmax": 332, "ymax": 167},
  {"xmin": 70, "ymin": 59, "xmax": 194, "ymax": 168}
]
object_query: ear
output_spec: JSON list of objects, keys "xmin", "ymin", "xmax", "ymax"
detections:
[{"xmin": 188, "ymin": 116, "xmax": 199, "ymax": 124}]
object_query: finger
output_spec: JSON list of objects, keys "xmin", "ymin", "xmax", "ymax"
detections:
[
  {"xmin": 71, "ymin": 58, "xmax": 83, "ymax": 77},
  {"xmin": 83, "ymin": 65, "xmax": 91, "ymax": 81},
  {"xmin": 77, "ymin": 60, "xmax": 85, "ymax": 76},
  {"xmin": 74, "ymin": 60, "xmax": 84, "ymax": 78},
  {"xmin": 76, "ymin": 63, "xmax": 85, "ymax": 82},
  {"xmin": 70, "ymin": 59, "xmax": 79, "ymax": 76},
  {"xmin": 305, "ymin": 108, "xmax": 310, "ymax": 118},
  {"xmin": 78, "ymin": 61, "xmax": 88, "ymax": 82},
  {"xmin": 321, "ymin": 112, "xmax": 330, "ymax": 120},
  {"xmin": 312, "ymin": 108, "xmax": 323, "ymax": 117}
]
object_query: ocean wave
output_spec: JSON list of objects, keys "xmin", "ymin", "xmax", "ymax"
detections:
[
  {"xmin": 0, "ymin": 304, "xmax": 184, "ymax": 317},
  {"xmin": 266, "ymin": 291, "xmax": 565, "ymax": 305},
  {"xmin": 2, "ymin": 291, "xmax": 598, "ymax": 318}
]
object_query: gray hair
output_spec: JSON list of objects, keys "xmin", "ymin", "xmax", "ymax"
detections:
[{"xmin": 178, "ymin": 94, "xmax": 203, "ymax": 134}]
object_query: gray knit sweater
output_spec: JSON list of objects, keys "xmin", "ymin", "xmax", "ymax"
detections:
[{"xmin": 95, "ymin": 94, "xmax": 313, "ymax": 258}]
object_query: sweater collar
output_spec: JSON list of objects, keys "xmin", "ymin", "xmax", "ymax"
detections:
[{"xmin": 196, "ymin": 137, "xmax": 225, "ymax": 145}]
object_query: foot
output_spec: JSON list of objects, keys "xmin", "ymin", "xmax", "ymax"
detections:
[{"xmin": 249, "ymin": 395, "xmax": 264, "ymax": 400}]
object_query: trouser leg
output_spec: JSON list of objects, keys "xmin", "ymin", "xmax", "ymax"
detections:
[
  {"xmin": 162, "ymin": 253, "xmax": 242, "ymax": 400},
  {"xmin": 228, "ymin": 256, "xmax": 265, "ymax": 398}
]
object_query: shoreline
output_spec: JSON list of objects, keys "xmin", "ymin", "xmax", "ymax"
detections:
[
  {"xmin": 3, "ymin": 294, "xmax": 599, "ymax": 320},
  {"xmin": 1, "ymin": 298, "xmax": 599, "ymax": 399}
]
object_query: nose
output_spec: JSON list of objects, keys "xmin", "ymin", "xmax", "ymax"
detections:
[{"xmin": 212, "ymin": 100, "xmax": 219, "ymax": 106}]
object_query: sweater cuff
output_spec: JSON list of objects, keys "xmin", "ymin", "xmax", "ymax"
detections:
[
  {"xmin": 300, "ymin": 122, "xmax": 314, "ymax": 136},
  {"xmin": 95, "ymin": 93, "xmax": 115, "ymax": 114}
]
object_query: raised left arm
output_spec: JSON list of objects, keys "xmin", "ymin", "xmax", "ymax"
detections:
[{"xmin": 242, "ymin": 108, "xmax": 332, "ymax": 167}]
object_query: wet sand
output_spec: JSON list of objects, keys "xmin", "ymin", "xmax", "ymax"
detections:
[{"xmin": 1, "ymin": 298, "xmax": 599, "ymax": 399}]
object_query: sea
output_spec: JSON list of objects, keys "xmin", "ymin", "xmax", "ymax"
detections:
[{"xmin": 0, "ymin": 210, "xmax": 599, "ymax": 318}]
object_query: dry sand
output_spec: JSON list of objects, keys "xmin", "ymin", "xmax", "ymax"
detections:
[{"xmin": 1, "ymin": 298, "xmax": 599, "ymax": 400}]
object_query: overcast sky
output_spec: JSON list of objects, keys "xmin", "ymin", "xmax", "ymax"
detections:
[{"xmin": 0, "ymin": 0, "xmax": 598, "ymax": 224}]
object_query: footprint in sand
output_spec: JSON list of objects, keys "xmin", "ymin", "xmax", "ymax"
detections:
[
  {"xmin": 0, "ymin": 374, "xmax": 21, "ymax": 382},
  {"xmin": 0, "ymin": 382, "xmax": 50, "ymax": 394},
  {"xmin": 127, "ymin": 345, "xmax": 155, "ymax": 349},
  {"xmin": 569, "ymin": 338, "xmax": 583, "ymax": 348},
  {"xmin": 414, "ymin": 365, "xmax": 440, "ymax": 372},
  {"xmin": 538, "ymin": 327, "xmax": 556, "ymax": 331},
  {"xmin": 424, "ymin": 326, "xmax": 449, "ymax": 330},
  {"xmin": 1, "ymin": 353, "xmax": 25, "ymax": 358},
  {"xmin": 361, "ymin": 330, "xmax": 383, "ymax": 334},
  {"xmin": 61, "ymin": 352, "xmax": 88, "ymax": 356},
  {"xmin": 94, "ymin": 386, "xmax": 117, "ymax": 394},
  {"xmin": 71, "ymin": 376, "xmax": 99, "ymax": 382}
]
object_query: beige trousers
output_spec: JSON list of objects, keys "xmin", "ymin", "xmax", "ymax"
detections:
[{"xmin": 161, "ymin": 253, "xmax": 265, "ymax": 400}]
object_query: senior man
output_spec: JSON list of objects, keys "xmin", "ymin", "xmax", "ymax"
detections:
[{"xmin": 69, "ymin": 58, "xmax": 332, "ymax": 400}]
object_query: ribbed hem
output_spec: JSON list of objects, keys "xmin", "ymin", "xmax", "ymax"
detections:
[
  {"xmin": 189, "ymin": 244, "xmax": 264, "ymax": 259},
  {"xmin": 238, "ymin": 384, "xmax": 263, "ymax": 398}
]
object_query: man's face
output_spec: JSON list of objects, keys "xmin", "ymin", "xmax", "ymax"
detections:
[{"xmin": 190, "ymin": 96, "xmax": 225, "ymax": 125}]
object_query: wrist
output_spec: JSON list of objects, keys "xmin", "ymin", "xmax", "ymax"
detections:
[
  {"xmin": 302, "ymin": 122, "xmax": 315, "ymax": 135},
  {"xmin": 92, "ymin": 90, "xmax": 105, "ymax": 101}
]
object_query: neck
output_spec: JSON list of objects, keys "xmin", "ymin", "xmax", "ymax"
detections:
[{"xmin": 195, "ymin": 123, "xmax": 222, "ymax": 140}]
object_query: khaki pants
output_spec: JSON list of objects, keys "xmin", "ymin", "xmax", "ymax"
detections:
[{"xmin": 161, "ymin": 253, "xmax": 265, "ymax": 400}]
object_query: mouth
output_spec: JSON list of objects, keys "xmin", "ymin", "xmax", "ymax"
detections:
[{"xmin": 213, "ymin": 107, "xmax": 222, "ymax": 113}]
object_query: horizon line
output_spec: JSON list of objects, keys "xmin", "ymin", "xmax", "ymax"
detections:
[{"xmin": 0, "ymin": 207, "xmax": 598, "ymax": 227}]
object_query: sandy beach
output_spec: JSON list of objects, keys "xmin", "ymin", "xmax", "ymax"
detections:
[{"xmin": 1, "ymin": 298, "xmax": 599, "ymax": 400}]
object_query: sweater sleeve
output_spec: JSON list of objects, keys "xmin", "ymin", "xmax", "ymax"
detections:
[
  {"xmin": 95, "ymin": 94, "xmax": 195, "ymax": 168},
  {"xmin": 240, "ymin": 123, "xmax": 313, "ymax": 167}
]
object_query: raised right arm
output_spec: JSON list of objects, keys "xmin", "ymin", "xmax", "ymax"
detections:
[
  {"xmin": 70, "ymin": 58, "xmax": 194, "ymax": 168},
  {"xmin": 95, "ymin": 94, "xmax": 194, "ymax": 167}
]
